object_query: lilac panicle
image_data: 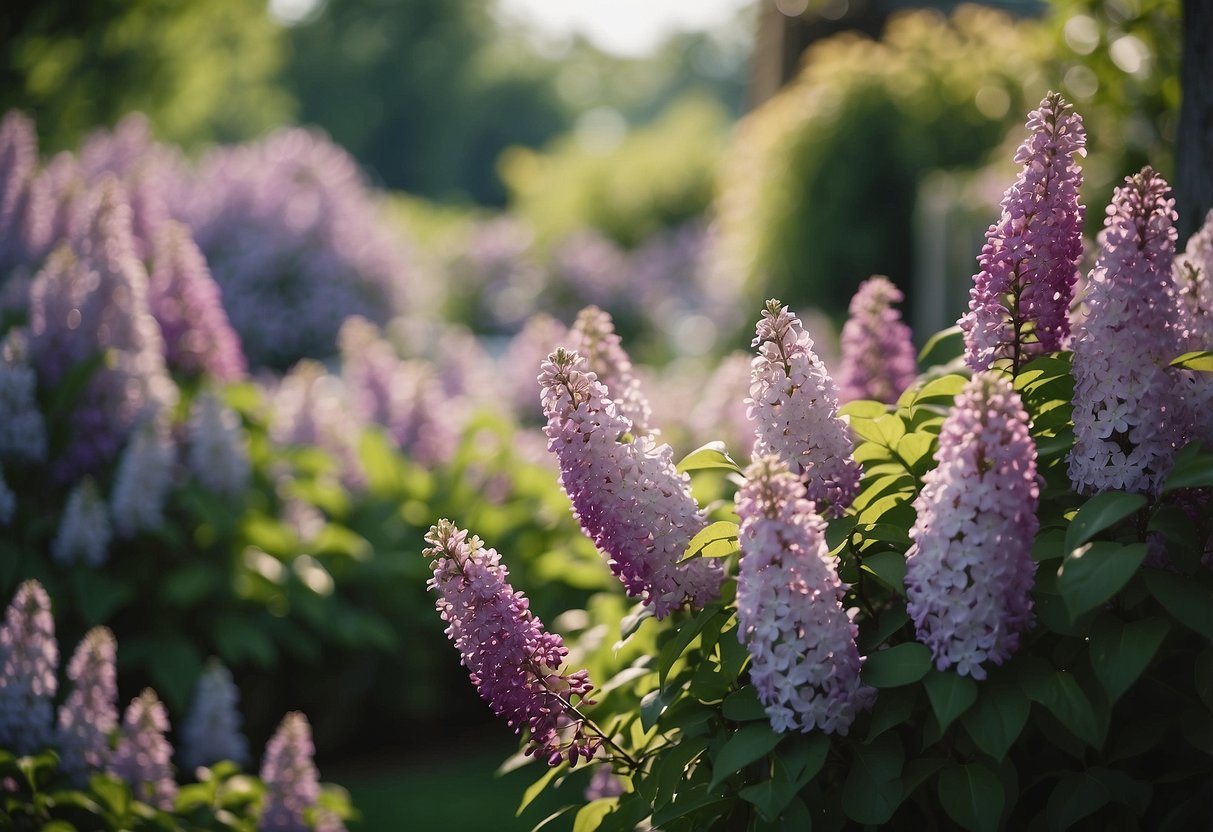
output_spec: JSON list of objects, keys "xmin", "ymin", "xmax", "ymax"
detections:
[
  {"xmin": 51, "ymin": 477, "xmax": 112, "ymax": 567},
  {"xmin": 259, "ymin": 712, "xmax": 343, "ymax": 832},
  {"xmin": 736, "ymin": 456, "xmax": 873, "ymax": 734},
  {"xmin": 111, "ymin": 688, "xmax": 177, "ymax": 811},
  {"xmin": 0, "ymin": 331, "xmax": 47, "ymax": 462},
  {"xmin": 905, "ymin": 373, "xmax": 1039, "ymax": 679},
  {"xmin": 269, "ymin": 361, "xmax": 364, "ymax": 488},
  {"xmin": 584, "ymin": 765, "xmax": 626, "ymax": 801},
  {"xmin": 569, "ymin": 305, "xmax": 653, "ymax": 435},
  {"xmin": 424, "ymin": 520, "xmax": 600, "ymax": 766},
  {"xmin": 960, "ymin": 92, "xmax": 1086, "ymax": 371},
  {"xmin": 148, "ymin": 222, "xmax": 246, "ymax": 381},
  {"xmin": 1174, "ymin": 209, "xmax": 1213, "ymax": 447},
  {"xmin": 837, "ymin": 276, "xmax": 917, "ymax": 404},
  {"xmin": 0, "ymin": 110, "xmax": 47, "ymax": 272},
  {"xmin": 0, "ymin": 579, "xmax": 58, "ymax": 755},
  {"xmin": 188, "ymin": 389, "xmax": 251, "ymax": 497},
  {"xmin": 57, "ymin": 626, "xmax": 118, "ymax": 785},
  {"xmin": 540, "ymin": 348, "xmax": 723, "ymax": 618},
  {"xmin": 110, "ymin": 421, "xmax": 176, "ymax": 538},
  {"xmin": 1069, "ymin": 167, "xmax": 1183, "ymax": 495},
  {"xmin": 181, "ymin": 660, "xmax": 249, "ymax": 771},
  {"xmin": 748, "ymin": 300, "xmax": 861, "ymax": 517}
]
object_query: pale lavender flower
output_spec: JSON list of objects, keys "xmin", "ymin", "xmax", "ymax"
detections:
[
  {"xmin": 838, "ymin": 276, "xmax": 917, "ymax": 403},
  {"xmin": 180, "ymin": 661, "xmax": 249, "ymax": 771},
  {"xmin": 569, "ymin": 305, "xmax": 652, "ymax": 435},
  {"xmin": 259, "ymin": 712, "xmax": 343, "ymax": 832},
  {"xmin": 56, "ymin": 626, "xmax": 118, "ymax": 785},
  {"xmin": 148, "ymin": 222, "xmax": 246, "ymax": 381},
  {"xmin": 960, "ymin": 93, "xmax": 1086, "ymax": 372},
  {"xmin": 52, "ymin": 477, "xmax": 112, "ymax": 567},
  {"xmin": 1174, "ymin": 210, "xmax": 1213, "ymax": 447},
  {"xmin": 905, "ymin": 373, "xmax": 1039, "ymax": 679},
  {"xmin": 0, "ymin": 111, "xmax": 50, "ymax": 273},
  {"xmin": 424, "ymin": 520, "xmax": 600, "ymax": 766},
  {"xmin": 110, "ymin": 421, "xmax": 176, "ymax": 538},
  {"xmin": 748, "ymin": 300, "xmax": 861, "ymax": 518},
  {"xmin": 188, "ymin": 390, "xmax": 251, "ymax": 498},
  {"xmin": 1069, "ymin": 168, "xmax": 1183, "ymax": 496},
  {"xmin": 111, "ymin": 689, "xmax": 176, "ymax": 811},
  {"xmin": 541, "ymin": 349, "xmax": 723, "ymax": 618},
  {"xmin": 0, "ymin": 580, "xmax": 58, "ymax": 755},
  {"xmin": 736, "ymin": 456, "xmax": 873, "ymax": 734},
  {"xmin": 0, "ymin": 331, "xmax": 47, "ymax": 462}
]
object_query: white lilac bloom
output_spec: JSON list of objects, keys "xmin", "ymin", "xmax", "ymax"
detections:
[
  {"xmin": 960, "ymin": 93, "xmax": 1086, "ymax": 372},
  {"xmin": 905, "ymin": 373, "xmax": 1039, "ymax": 680},
  {"xmin": 52, "ymin": 477, "xmax": 112, "ymax": 567},
  {"xmin": 0, "ymin": 579, "xmax": 58, "ymax": 755},
  {"xmin": 0, "ymin": 331, "xmax": 46, "ymax": 462},
  {"xmin": 748, "ymin": 300, "xmax": 861, "ymax": 518},
  {"xmin": 1174, "ymin": 209, "xmax": 1213, "ymax": 447},
  {"xmin": 180, "ymin": 661, "xmax": 249, "ymax": 771},
  {"xmin": 569, "ymin": 305, "xmax": 653, "ymax": 435},
  {"xmin": 540, "ymin": 348, "xmax": 722, "ymax": 619},
  {"xmin": 736, "ymin": 456, "xmax": 873, "ymax": 734},
  {"xmin": 188, "ymin": 389, "xmax": 251, "ymax": 498},
  {"xmin": 111, "ymin": 689, "xmax": 177, "ymax": 811},
  {"xmin": 837, "ymin": 276, "xmax": 917, "ymax": 404},
  {"xmin": 259, "ymin": 712, "xmax": 344, "ymax": 832},
  {"xmin": 1069, "ymin": 168, "xmax": 1183, "ymax": 496},
  {"xmin": 56, "ymin": 626, "xmax": 118, "ymax": 785},
  {"xmin": 110, "ymin": 420, "xmax": 176, "ymax": 537}
]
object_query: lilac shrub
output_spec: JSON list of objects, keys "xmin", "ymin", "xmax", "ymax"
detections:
[
  {"xmin": 56, "ymin": 627, "xmax": 119, "ymax": 785},
  {"xmin": 837, "ymin": 276, "xmax": 916, "ymax": 404},
  {"xmin": 0, "ymin": 580, "xmax": 58, "ymax": 755},
  {"xmin": 111, "ymin": 689, "xmax": 177, "ymax": 811}
]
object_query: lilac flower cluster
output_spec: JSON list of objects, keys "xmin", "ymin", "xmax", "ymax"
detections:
[
  {"xmin": 837, "ymin": 276, "xmax": 917, "ymax": 404},
  {"xmin": 269, "ymin": 361, "xmax": 364, "ymax": 488},
  {"xmin": 569, "ymin": 305, "xmax": 653, "ymax": 435},
  {"xmin": 1174, "ymin": 210, "xmax": 1213, "ymax": 447},
  {"xmin": 501, "ymin": 313, "xmax": 568, "ymax": 421},
  {"xmin": 0, "ymin": 333, "xmax": 47, "ymax": 462},
  {"xmin": 748, "ymin": 300, "xmax": 861, "ymax": 518},
  {"xmin": 960, "ymin": 92, "xmax": 1086, "ymax": 372},
  {"xmin": 1069, "ymin": 168, "xmax": 1183, "ymax": 495},
  {"xmin": 905, "ymin": 373, "xmax": 1039, "ymax": 679},
  {"xmin": 56, "ymin": 627, "xmax": 118, "ymax": 785},
  {"xmin": 424, "ymin": 520, "xmax": 600, "ymax": 766},
  {"xmin": 259, "ymin": 712, "xmax": 345, "ymax": 832},
  {"xmin": 736, "ymin": 456, "xmax": 873, "ymax": 734},
  {"xmin": 111, "ymin": 689, "xmax": 177, "ymax": 810},
  {"xmin": 0, "ymin": 580, "xmax": 58, "ymax": 755},
  {"xmin": 51, "ymin": 478, "xmax": 112, "ymax": 566},
  {"xmin": 540, "ymin": 349, "xmax": 722, "ymax": 618},
  {"xmin": 188, "ymin": 389, "xmax": 252, "ymax": 498},
  {"xmin": 109, "ymin": 421, "xmax": 176, "ymax": 538},
  {"xmin": 181, "ymin": 661, "xmax": 249, "ymax": 771},
  {"xmin": 0, "ymin": 111, "xmax": 54, "ymax": 276}
]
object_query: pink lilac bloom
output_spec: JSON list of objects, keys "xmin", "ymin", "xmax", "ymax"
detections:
[
  {"xmin": 736, "ymin": 455, "xmax": 873, "ymax": 734},
  {"xmin": 569, "ymin": 305, "xmax": 653, "ymax": 435},
  {"xmin": 1069, "ymin": 168, "xmax": 1183, "ymax": 496},
  {"xmin": 56, "ymin": 626, "xmax": 118, "ymax": 785},
  {"xmin": 148, "ymin": 221, "xmax": 246, "ymax": 381},
  {"xmin": 960, "ymin": 92, "xmax": 1086, "ymax": 372},
  {"xmin": 51, "ymin": 477, "xmax": 112, "ymax": 567},
  {"xmin": 837, "ymin": 276, "xmax": 917, "ymax": 404},
  {"xmin": 0, "ymin": 579, "xmax": 58, "ymax": 755},
  {"xmin": 259, "ymin": 712, "xmax": 342, "ymax": 832},
  {"xmin": 905, "ymin": 373, "xmax": 1039, "ymax": 679},
  {"xmin": 188, "ymin": 389, "xmax": 252, "ymax": 498},
  {"xmin": 111, "ymin": 689, "xmax": 177, "ymax": 811},
  {"xmin": 110, "ymin": 421, "xmax": 176, "ymax": 538},
  {"xmin": 540, "ymin": 348, "xmax": 723, "ymax": 618},
  {"xmin": 180, "ymin": 661, "xmax": 249, "ymax": 771},
  {"xmin": 424, "ymin": 520, "xmax": 600, "ymax": 766},
  {"xmin": 1173, "ymin": 209, "xmax": 1213, "ymax": 447},
  {"xmin": 748, "ymin": 300, "xmax": 861, "ymax": 518}
]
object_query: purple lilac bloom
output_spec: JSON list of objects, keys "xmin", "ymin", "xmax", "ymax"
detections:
[
  {"xmin": 541, "ymin": 349, "xmax": 723, "ymax": 618},
  {"xmin": 259, "ymin": 712, "xmax": 344, "ymax": 832},
  {"xmin": 56, "ymin": 626, "xmax": 118, "ymax": 785},
  {"xmin": 1174, "ymin": 209, "xmax": 1213, "ymax": 447},
  {"xmin": 52, "ymin": 477, "xmax": 112, "ymax": 567},
  {"xmin": 837, "ymin": 276, "xmax": 917, "ymax": 404},
  {"xmin": 0, "ymin": 331, "xmax": 47, "ymax": 462},
  {"xmin": 960, "ymin": 93, "xmax": 1086, "ymax": 372},
  {"xmin": 569, "ymin": 305, "xmax": 653, "ymax": 435},
  {"xmin": 905, "ymin": 373, "xmax": 1039, "ymax": 679},
  {"xmin": 0, "ymin": 111, "xmax": 51, "ymax": 274},
  {"xmin": 110, "ymin": 420, "xmax": 176, "ymax": 537},
  {"xmin": 1069, "ymin": 168, "xmax": 1183, "ymax": 496},
  {"xmin": 736, "ymin": 456, "xmax": 873, "ymax": 734},
  {"xmin": 111, "ymin": 689, "xmax": 177, "ymax": 811},
  {"xmin": 748, "ymin": 300, "xmax": 861, "ymax": 518},
  {"xmin": 584, "ymin": 764, "xmax": 626, "ymax": 801},
  {"xmin": 0, "ymin": 580, "xmax": 58, "ymax": 755},
  {"xmin": 148, "ymin": 221, "xmax": 246, "ymax": 381},
  {"xmin": 269, "ymin": 361, "xmax": 364, "ymax": 488},
  {"xmin": 188, "ymin": 389, "xmax": 251, "ymax": 497},
  {"xmin": 424, "ymin": 520, "xmax": 600, "ymax": 766},
  {"xmin": 180, "ymin": 661, "xmax": 249, "ymax": 771}
]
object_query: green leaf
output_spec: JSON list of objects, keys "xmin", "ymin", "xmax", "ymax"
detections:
[
  {"xmin": 676, "ymin": 441, "xmax": 743, "ymax": 474},
  {"xmin": 861, "ymin": 551, "xmax": 907, "ymax": 596},
  {"xmin": 530, "ymin": 806, "xmax": 577, "ymax": 832},
  {"xmin": 1031, "ymin": 528, "xmax": 1068, "ymax": 562},
  {"xmin": 841, "ymin": 733, "xmax": 904, "ymax": 825},
  {"xmin": 860, "ymin": 608, "xmax": 911, "ymax": 653},
  {"xmin": 1064, "ymin": 492, "xmax": 1147, "ymax": 552},
  {"xmin": 162, "ymin": 564, "xmax": 219, "ymax": 609},
  {"xmin": 619, "ymin": 603, "xmax": 653, "ymax": 641},
  {"xmin": 839, "ymin": 400, "xmax": 888, "ymax": 420},
  {"xmin": 640, "ymin": 687, "xmax": 678, "ymax": 733},
  {"xmin": 1170, "ymin": 350, "xmax": 1213, "ymax": 371},
  {"xmin": 517, "ymin": 765, "xmax": 563, "ymax": 816},
  {"xmin": 1019, "ymin": 667, "xmax": 1101, "ymax": 747},
  {"xmin": 1056, "ymin": 542, "xmax": 1147, "ymax": 618},
  {"xmin": 70, "ymin": 570, "xmax": 134, "ymax": 626},
  {"xmin": 147, "ymin": 636, "xmax": 204, "ymax": 713},
  {"xmin": 650, "ymin": 784, "xmax": 730, "ymax": 828},
  {"xmin": 862, "ymin": 643, "xmax": 932, "ymax": 688},
  {"xmin": 918, "ymin": 326, "xmax": 964, "ymax": 367},
  {"xmin": 904, "ymin": 373, "xmax": 968, "ymax": 407},
  {"xmin": 722, "ymin": 686, "xmax": 768, "ymax": 722},
  {"xmin": 739, "ymin": 737, "xmax": 827, "ymax": 823},
  {"xmin": 938, "ymin": 764, "xmax": 1004, "ymax": 832},
  {"xmin": 1046, "ymin": 771, "xmax": 1110, "ymax": 832},
  {"xmin": 1089, "ymin": 616, "xmax": 1170, "ymax": 703},
  {"xmin": 895, "ymin": 432, "xmax": 935, "ymax": 474},
  {"xmin": 574, "ymin": 798, "xmax": 618, "ymax": 832},
  {"xmin": 923, "ymin": 670, "xmax": 977, "ymax": 733},
  {"xmin": 657, "ymin": 607, "xmax": 726, "ymax": 685},
  {"xmin": 709, "ymin": 722, "xmax": 783, "ymax": 789},
  {"xmin": 961, "ymin": 682, "xmax": 1029, "ymax": 762},
  {"xmin": 214, "ymin": 615, "xmax": 276, "ymax": 668},
  {"xmin": 865, "ymin": 686, "xmax": 915, "ymax": 742},
  {"xmin": 680, "ymin": 521, "xmax": 740, "ymax": 563},
  {"xmin": 1143, "ymin": 570, "xmax": 1213, "ymax": 640},
  {"xmin": 1162, "ymin": 442, "xmax": 1213, "ymax": 492}
]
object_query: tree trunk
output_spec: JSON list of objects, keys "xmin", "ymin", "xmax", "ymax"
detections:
[{"xmin": 1176, "ymin": 0, "xmax": 1213, "ymax": 243}]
